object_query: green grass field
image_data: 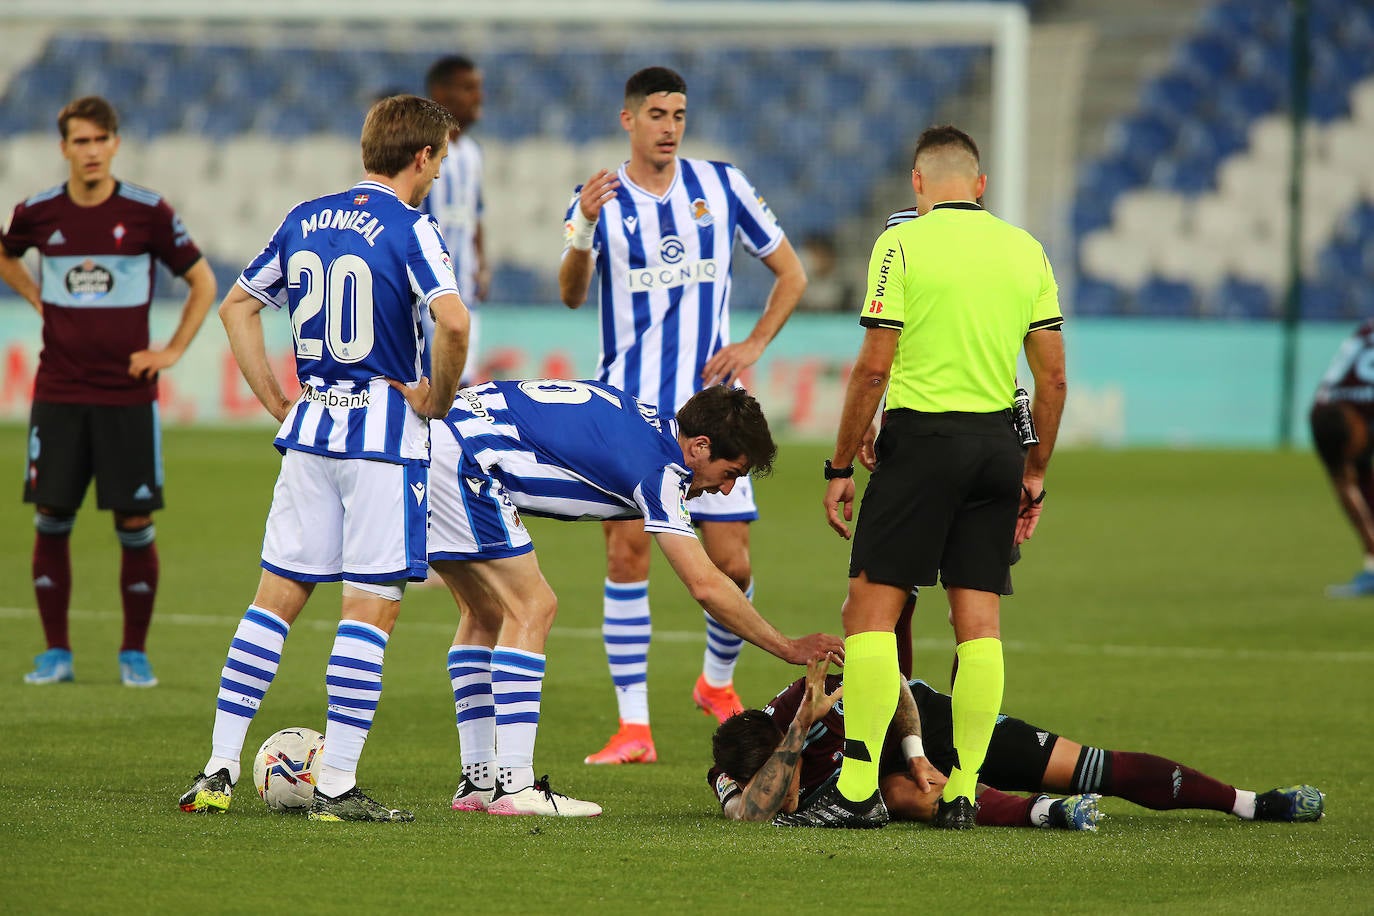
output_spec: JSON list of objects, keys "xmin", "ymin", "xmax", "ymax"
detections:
[{"xmin": 0, "ymin": 425, "xmax": 1370, "ymax": 914}]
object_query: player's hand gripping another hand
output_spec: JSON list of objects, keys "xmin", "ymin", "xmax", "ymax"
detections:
[
  {"xmin": 784, "ymin": 634, "xmax": 845, "ymax": 666},
  {"xmin": 794, "ymin": 654, "xmax": 842, "ymax": 731}
]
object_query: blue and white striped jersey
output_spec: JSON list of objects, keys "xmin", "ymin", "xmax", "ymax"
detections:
[
  {"xmin": 239, "ymin": 180, "xmax": 459, "ymax": 463},
  {"xmin": 438, "ymin": 379, "xmax": 695, "ymax": 536},
  {"xmin": 421, "ymin": 134, "xmax": 483, "ymax": 304},
  {"xmin": 562, "ymin": 158, "xmax": 784, "ymax": 414}
]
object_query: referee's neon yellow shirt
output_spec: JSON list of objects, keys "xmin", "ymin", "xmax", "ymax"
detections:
[{"xmin": 859, "ymin": 201, "xmax": 1063, "ymax": 414}]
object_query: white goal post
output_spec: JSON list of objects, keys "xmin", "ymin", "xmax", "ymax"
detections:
[{"xmin": 3, "ymin": 0, "xmax": 1029, "ymax": 228}]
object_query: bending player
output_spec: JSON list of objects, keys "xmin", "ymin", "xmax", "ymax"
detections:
[
  {"xmin": 717, "ymin": 659, "xmax": 1323, "ymax": 829},
  {"xmin": 427, "ymin": 382, "xmax": 843, "ymax": 816}
]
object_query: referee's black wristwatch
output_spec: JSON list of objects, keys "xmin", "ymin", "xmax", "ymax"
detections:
[{"xmin": 823, "ymin": 459, "xmax": 855, "ymax": 480}]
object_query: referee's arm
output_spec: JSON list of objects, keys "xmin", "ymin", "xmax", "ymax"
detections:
[
  {"xmin": 1017, "ymin": 329, "xmax": 1066, "ymax": 542},
  {"xmin": 825, "ymin": 326, "xmax": 898, "ymax": 538}
]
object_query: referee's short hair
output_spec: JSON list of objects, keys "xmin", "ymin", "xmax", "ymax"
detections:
[
  {"xmin": 361, "ymin": 95, "xmax": 458, "ymax": 178},
  {"xmin": 712, "ymin": 710, "xmax": 784, "ymax": 784},
  {"xmin": 625, "ymin": 66, "xmax": 687, "ymax": 108},
  {"xmin": 912, "ymin": 124, "xmax": 981, "ymax": 169},
  {"xmin": 677, "ymin": 386, "xmax": 777, "ymax": 477},
  {"xmin": 425, "ymin": 54, "xmax": 477, "ymax": 91},
  {"xmin": 58, "ymin": 96, "xmax": 118, "ymax": 139}
]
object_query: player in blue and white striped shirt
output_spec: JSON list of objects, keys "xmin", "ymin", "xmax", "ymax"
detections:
[
  {"xmin": 422, "ymin": 54, "xmax": 487, "ymax": 383},
  {"xmin": 178, "ymin": 96, "xmax": 470, "ymax": 823},
  {"xmin": 558, "ymin": 68, "xmax": 808, "ymax": 762},
  {"xmin": 426, "ymin": 381, "xmax": 842, "ymax": 815}
]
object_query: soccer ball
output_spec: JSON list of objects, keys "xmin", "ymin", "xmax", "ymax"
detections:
[{"xmin": 253, "ymin": 727, "xmax": 325, "ymax": 810}]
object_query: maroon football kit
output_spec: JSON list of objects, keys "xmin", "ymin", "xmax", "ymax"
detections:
[{"xmin": 1, "ymin": 180, "xmax": 202, "ymax": 405}]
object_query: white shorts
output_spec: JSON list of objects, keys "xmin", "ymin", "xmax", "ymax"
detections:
[
  {"xmin": 427, "ymin": 420, "xmax": 534, "ymax": 561},
  {"xmin": 261, "ymin": 449, "xmax": 429, "ymax": 583},
  {"xmin": 688, "ymin": 475, "xmax": 757, "ymax": 523}
]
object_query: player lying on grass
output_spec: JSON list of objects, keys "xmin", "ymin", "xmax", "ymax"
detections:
[
  {"xmin": 712, "ymin": 658, "xmax": 1324, "ymax": 829},
  {"xmin": 419, "ymin": 381, "xmax": 844, "ymax": 817}
]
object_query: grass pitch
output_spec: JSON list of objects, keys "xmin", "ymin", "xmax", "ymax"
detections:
[{"xmin": 0, "ymin": 426, "xmax": 1370, "ymax": 914}]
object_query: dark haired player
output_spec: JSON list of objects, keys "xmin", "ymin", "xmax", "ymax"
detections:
[
  {"xmin": 427, "ymin": 382, "xmax": 843, "ymax": 816},
  {"xmin": 1310, "ymin": 319, "xmax": 1374, "ymax": 597},
  {"xmin": 422, "ymin": 53, "xmax": 487, "ymax": 382},
  {"xmin": 559, "ymin": 66, "xmax": 808, "ymax": 762},
  {"xmin": 713, "ymin": 658, "xmax": 1324, "ymax": 828},
  {"xmin": 0, "ymin": 95, "xmax": 217, "ymax": 688}
]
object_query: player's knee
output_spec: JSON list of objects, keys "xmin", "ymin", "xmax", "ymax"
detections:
[
  {"xmin": 709, "ymin": 555, "xmax": 751, "ymax": 590},
  {"xmin": 343, "ymin": 580, "xmax": 406, "ymax": 602},
  {"xmin": 605, "ymin": 539, "xmax": 651, "ymax": 581},
  {"xmin": 34, "ymin": 511, "xmax": 76, "ymax": 538},
  {"xmin": 115, "ymin": 519, "xmax": 155, "ymax": 549},
  {"xmin": 1310, "ymin": 403, "xmax": 1352, "ymax": 473}
]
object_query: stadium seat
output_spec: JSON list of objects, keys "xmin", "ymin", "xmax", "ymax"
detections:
[
  {"xmin": 1072, "ymin": 277, "xmax": 1125, "ymax": 317},
  {"xmin": 1207, "ymin": 277, "xmax": 1274, "ymax": 319},
  {"xmin": 1300, "ymin": 279, "xmax": 1350, "ymax": 320},
  {"xmin": 1133, "ymin": 276, "xmax": 1199, "ymax": 317}
]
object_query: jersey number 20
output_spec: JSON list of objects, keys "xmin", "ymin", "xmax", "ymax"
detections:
[{"xmin": 288, "ymin": 251, "xmax": 375, "ymax": 364}]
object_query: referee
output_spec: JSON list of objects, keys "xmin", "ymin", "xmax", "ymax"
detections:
[{"xmin": 782, "ymin": 125, "xmax": 1066, "ymax": 830}]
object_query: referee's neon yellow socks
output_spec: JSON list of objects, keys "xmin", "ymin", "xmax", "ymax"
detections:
[
  {"xmin": 834, "ymin": 630, "xmax": 898, "ymax": 803},
  {"xmin": 943, "ymin": 636, "xmax": 1004, "ymax": 803}
]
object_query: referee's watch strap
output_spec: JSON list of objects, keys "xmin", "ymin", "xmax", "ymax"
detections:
[{"xmin": 824, "ymin": 459, "xmax": 855, "ymax": 480}]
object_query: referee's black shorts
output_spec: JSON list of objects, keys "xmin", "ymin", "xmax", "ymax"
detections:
[{"xmin": 849, "ymin": 409, "xmax": 1023, "ymax": 595}]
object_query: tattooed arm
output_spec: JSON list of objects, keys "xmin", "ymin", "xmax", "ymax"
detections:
[
  {"xmin": 722, "ymin": 655, "xmax": 840, "ymax": 822},
  {"xmin": 890, "ymin": 677, "xmax": 941, "ymax": 792}
]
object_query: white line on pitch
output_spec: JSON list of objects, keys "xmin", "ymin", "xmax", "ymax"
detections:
[{"xmin": 2, "ymin": 605, "xmax": 1370, "ymax": 663}]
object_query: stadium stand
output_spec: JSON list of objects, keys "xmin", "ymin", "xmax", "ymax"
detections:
[
  {"xmin": 1075, "ymin": 0, "xmax": 1374, "ymax": 319},
  {"xmin": 0, "ymin": 31, "xmax": 987, "ymax": 307}
]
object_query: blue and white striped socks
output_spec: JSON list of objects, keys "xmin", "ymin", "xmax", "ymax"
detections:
[
  {"xmin": 701, "ymin": 578, "xmax": 751, "ymax": 687},
  {"xmin": 448, "ymin": 644, "xmax": 495, "ymax": 788},
  {"xmin": 603, "ymin": 579, "xmax": 651, "ymax": 724},
  {"xmin": 208, "ymin": 605, "xmax": 290, "ymax": 784},
  {"xmin": 317, "ymin": 620, "xmax": 388, "ymax": 797},
  {"xmin": 492, "ymin": 647, "xmax": 545, "ymax": 792}
]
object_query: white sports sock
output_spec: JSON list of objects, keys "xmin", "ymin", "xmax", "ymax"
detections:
[
  {"xmin": 1029, "ymin": 795, "xmax": 1056, "ymax": 827},
  {"xmin": 208, "ymin": 605, "xmax": 290, "ymax": 782},
  {"xmin": 492, "ymin": 647, "xmax": 545, "ymax": 792},
  {"xmin": 603, "ymin": 579, "xmax": 651, "ymax": 724},
  {"xmin": 316, "ymin": 620, "xmax": 388, "ymax": 796},
  {"xmin": 1232, "ymin": 789, "xmax": 1257, "ymax": 820},
  {"xmin": 701, "ymin": 579, "xmax": 751, "ymax": 687},
  {"xmin": 448, "ymin": 644, "xmax": 495, "ymax": 782}
]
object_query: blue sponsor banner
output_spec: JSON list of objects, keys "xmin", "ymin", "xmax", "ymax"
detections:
[{"xmin": 0, "ymin": 304, "xmax": 1351, "ymax": 446}]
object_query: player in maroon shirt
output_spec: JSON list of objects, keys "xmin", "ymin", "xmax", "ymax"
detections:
[
  {"xmin": 710, "ymin": 657, "xmax": 1323, "ymax": 828},
  {"xmin": 1310, "ymin": 319, "xmax": 1374, "ymax": 597},
  {"xmin": 0, "ymin": 96, "xmax": 217, "ymax": 687}
]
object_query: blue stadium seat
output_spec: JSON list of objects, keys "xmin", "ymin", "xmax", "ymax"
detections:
[
  {"xmin": 1317, "ymin": 239, "xmax": 1363, "ymax": 282},
  {"xmin": 1213, "ymin": 78, "xmax": 1281, "ymax": 124},
  {"xmin": 1174, "ymin": 34, "xmax": 1236, "ymax": 82},
  {"xmin": 1073, "ymin": 278, "xmax": 1125, "ymax": 317},
  {"xmin": 1134, "ymin": 277, "xmax": 1199, "ymax": 317},
  {"xmin": 1300, "ymin": 279, "xmax": 1350, "ymax": 321},
  {"xmin": 1151, "ymin": 152, "xmax": 1219, "ymax": 194},
  {"xmin": 1141, "ymin": 74, "xmax": 1205, "ymax": 119},
  {"xmin": 1105, "ymin": 113, "xmax": 1175, "ymax": 170},
  {"xmin": 1209, "ymin": 278, "xmax": 1273, "ymax": 319}
]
